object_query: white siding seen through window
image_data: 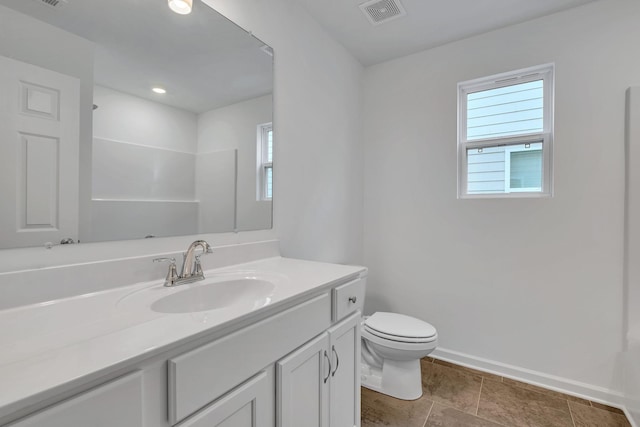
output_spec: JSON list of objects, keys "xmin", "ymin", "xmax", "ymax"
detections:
[{"xmin": 467, "ymin": 80, "xmax": 544, "ymax": 140}]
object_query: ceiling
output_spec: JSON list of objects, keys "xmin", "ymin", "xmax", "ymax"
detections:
[
  {"xmin": 0, "ymin": 0, "xmax": 273, "ymax": 113},
  {"xmin": 0, "ymin": 0, "xmax": 598, "ymax": 110},
  {"xmin": 297, "ymin": 0, "xmax": 598, "ymax": 66}
]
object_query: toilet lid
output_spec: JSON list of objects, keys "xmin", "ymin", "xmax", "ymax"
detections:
[
  {"xmin": 364, "ymin": 312, "xmax": 437, "ymax": 340},
  {"xmin": 364, "ymin": 326, "xmax": 437, "ymax": 343}
]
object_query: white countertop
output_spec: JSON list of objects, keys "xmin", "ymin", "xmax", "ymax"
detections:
[{"xmin": 0, "ymin": 256, "xmax": 365, "ymax": 421}]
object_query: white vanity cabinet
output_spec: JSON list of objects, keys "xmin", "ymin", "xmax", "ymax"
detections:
[
  {"xmin": 276, "ymin": 277, "xmax": 364, "ymax": 427},
  {"xmin": 276, "ymin": 312, "xmax": 360, "ymax": 427},
  {"xmin": 8, "ymin": 372, "xmax": 143, "ymax": 427}
]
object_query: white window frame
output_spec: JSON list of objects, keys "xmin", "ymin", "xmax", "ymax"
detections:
[
  {"xmin": 457, "ymin": 64, "xmax": 554, "ymax": 198},
  {"xmin": 257, "ymin": 122, "xmax": 272, "ymax": 201}
]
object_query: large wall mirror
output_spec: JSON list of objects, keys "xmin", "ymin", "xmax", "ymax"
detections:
[{"xmin": 0, "ymin": 0, "xmax": 273, "ymax": 250}]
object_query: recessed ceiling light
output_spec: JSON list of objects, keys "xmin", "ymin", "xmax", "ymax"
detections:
[
  {"xmin": 168, "ymin": 0, "xmax": 192, "ymax": 15},
  {"xmin": 152, "ymin": 87, "xmax": 167, "ymax": 94}
]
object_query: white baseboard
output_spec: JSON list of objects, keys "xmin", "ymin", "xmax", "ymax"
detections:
[
  {"xmin": 623, "ymin": 408, "xmax": 639, "ymax": 427},
  {"xmin": 431, "ymin": 347, "xmax": 626, "ymax": 409}
]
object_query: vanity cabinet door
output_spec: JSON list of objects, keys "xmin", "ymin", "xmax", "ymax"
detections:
[
  {"xmin": 177, "ymin": 371, "xmax": 272, "ymax": 427},
  {"xmin": 328, "ymin": 312, "xmax": 361, "ymax": 427},
  {"xmin": 9, "ymin": 372, "xmax": 143, "ymax": 427},
  {"xmin": 277, "ymin": 332, "xmax": 330, "ymax": 427}
]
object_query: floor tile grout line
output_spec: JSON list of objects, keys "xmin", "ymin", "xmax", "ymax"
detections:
[
  {"xmin": 426, "ymin": 400, "xmax": 510, "ymax": 427},
  {"xmin": 503, "ymin": 377, "xmax": 579, "ymax": 407},
  {"xmin": 422, "ymin": 400, "xmax": 434, "ymax": 427},
  {"xmin": 476, "ymin": 377, "xmax": 484, "ymax": 416},
  {"xmin": 568, "ymin": 400, "xmax": 577, "ymax": 427}
]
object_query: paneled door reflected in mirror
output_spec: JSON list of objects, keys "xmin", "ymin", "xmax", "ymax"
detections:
[{"xmin": 0, "ymin": 0, "xmax": 273, "ymax": 249}]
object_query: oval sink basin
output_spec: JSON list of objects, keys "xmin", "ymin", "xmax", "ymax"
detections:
[{"xmin": 151, "ymin": 279, "xmax": 275, "ymax": 314}]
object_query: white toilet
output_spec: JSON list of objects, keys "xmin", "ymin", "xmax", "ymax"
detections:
[{"xmin": 361, "ymin": 312, "xmax": 438, "ymax": 400}]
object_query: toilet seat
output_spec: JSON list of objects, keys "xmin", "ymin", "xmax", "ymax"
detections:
[
  {"xmin": 362, "ymin": 327, "xmax": 438, "ymax": 352},
  {"xmin": 364, "ymin": 312, "xmax": 437, "ymax": 342},
  {"xmin": 364, "ymin": 326, "xmax": 437, "ymax": 343}
]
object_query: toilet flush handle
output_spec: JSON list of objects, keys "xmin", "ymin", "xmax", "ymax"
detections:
[{"xmin": 348, "ymin": 296, "xmax": 357, "ymax": 304}]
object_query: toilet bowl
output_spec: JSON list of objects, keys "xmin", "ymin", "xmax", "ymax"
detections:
[{"xmin": 361, "ymin": 312, "xmax": 437, "ymax": 400}]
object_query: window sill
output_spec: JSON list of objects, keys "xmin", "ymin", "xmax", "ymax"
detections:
[{"xmin": 458, "ymin": 192, "xmax": 552, "ymax": 200}]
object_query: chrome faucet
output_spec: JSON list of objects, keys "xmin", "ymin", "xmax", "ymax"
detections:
[
  {"xmin": 181, "ymin": 240, "xmax": 213, "ymax": 279},
  {"xmin": 153, "ymin": 240, "xmax": 213, "ymax": 287}
]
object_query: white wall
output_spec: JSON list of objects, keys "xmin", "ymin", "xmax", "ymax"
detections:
[
  {"xmin": 198, "ymin": 94, "xmax": 273, "ymax": 232},
  {"xmin": 90, "ymin": 86, "xmax": 199, "ymax": 241},
  {"xmin": 624, "ymin": 88, "xmax": 640, "ymax": 423},
  {"xmin": 203, "ymin": 0, "xmax": 364, "ymax": 265},
  {"xmin": 196, "ymin": 150, "xmax": 237, "ymax": 233},
  {"xmin": 93, "ymin": 85, "xmax": 198, "ymax": 153},
  {"xmin": 92, "ymin": 85, "xmax": 198, "ymax": 199},
  {"xmin": 363, "ymin": 0, "xmax": 640, "ymax": 400},
  {"xmin": 626, "ymin": 87, "xmax": 640, "ymax": 351}
]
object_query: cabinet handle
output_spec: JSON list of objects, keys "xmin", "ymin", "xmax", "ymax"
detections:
[
  {"xmin": 348, "ymin": 296, "xmax": 357, "ymax": 304},
  {"xmin": 331, "ymin": 345, "xmax": 339, "ymax": 377},
  {"xmin": 323, "ymin": 350, "xmax": 331, "ymax": 384}
]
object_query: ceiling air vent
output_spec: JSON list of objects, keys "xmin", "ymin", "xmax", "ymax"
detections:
[
  {"xmin": 359, "ymin": 0, "xmax": 406, "ymax": 26},
  {"xmin": 36, "ymin": 0, "xmax": 68, "ymax": 7}
]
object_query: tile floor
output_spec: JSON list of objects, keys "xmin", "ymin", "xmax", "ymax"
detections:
[{"xmin": 361, "ymin": 358, "xmax": 632, "ymax": 427}]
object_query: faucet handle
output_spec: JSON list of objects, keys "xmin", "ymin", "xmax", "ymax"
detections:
[
  {"xmin": 194, "ymin": 255, "xmax": 204, "ymax": 277},
  {"xmin": 153, "ymin": 257, "xmax": 176, "ymax": 265},
  {"xmin": 153, "ymin": 257, "xmax": 179, "ymax": 287}
]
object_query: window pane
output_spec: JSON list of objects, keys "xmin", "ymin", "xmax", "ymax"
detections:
[
  {"xmin": 467, "ymin": 80, "xmax": 543, "ymax": 140},
  {"xmin": 467, "ymin": 146, "xmax": 506, "ymax": 194},
  {"xmin": 510, "ymin": 149, "xmax": 542, "ymax": 190},
  {"xmin": 466, "ymin": 142, "xmax": 542, "ymax": 194},
  {"xmin": 265, "ymin": 166, "xmax": 273, "ymax": 199},
  {"xmin": 267, "ymin": 129, "xmax": 273, "ymax": 162}
]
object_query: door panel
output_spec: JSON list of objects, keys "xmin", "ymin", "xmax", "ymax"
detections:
[
  {"xmin": 0, "ymin": 55, "xmax": 80, "ymax": 248},
  {"xmin": 178, "ymin": 371, "xmax": 272, "ymax": 427},
  {"xmin": 277, "ymin": 332, "xmax": 330, "ymax": 427},
  {"xmin": 328, "ymin": 312, "xmax": 361, "ymax": 427}
]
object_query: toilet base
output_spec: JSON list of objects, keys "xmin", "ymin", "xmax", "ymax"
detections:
[{"xmin": 361, "ymin": 358, "xmax": 423, "ymax": 400}]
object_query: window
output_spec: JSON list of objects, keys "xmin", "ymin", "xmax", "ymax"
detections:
[
  {"xmin": 257, "ymin": 122, "xmax": 273, "ymax": 200},
  {"xmin": 458, "ymin": 64, "xmax": 554, "ymax": 197}
]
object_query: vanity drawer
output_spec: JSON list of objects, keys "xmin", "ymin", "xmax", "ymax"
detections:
[
  {"xmin": 168, "ymin": 293, "xmax": 331, "ymax": 425},
  {"xmin": 332, "ymin": 278, "xmax": 365, "ymax": 322}
]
